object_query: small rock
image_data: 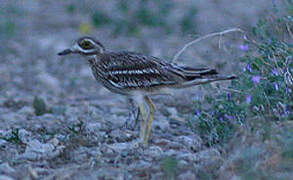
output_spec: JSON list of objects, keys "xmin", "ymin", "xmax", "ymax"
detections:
[
  {"xmin": 109, "ymin": 129, "xmax": 129, "ymax": 142},
  {"xmin": 110, "ymin": 114, "xmax": 127, "ymax": 127},
  {"xmin": 129, "ymin": 160, "xmax": 152, "ymax": 170},
  {"xmin": 39, "ymin": 113, "xmax": 56, "ymax": 122},
  {"xmin": 0, "ymin": 130, "xmax": 6, "ymax": 137},
  {"xmin": 166, "ymin": 107, "xmax": 185, "ymax": 122},
  {"xmin": 194, "ymin": 149, "xmax": 224, "ymax": 171},
  {"xmin": 17, "ymin": 106, "xmax": 34, "ymax": 115},
  {"xmin": 108, "ymin": 142, "xmax": 129, "ymax": 152},
  {"xmin": 18, "ymin": 138, "xmax": 64, "ymax": 160},
  {"xmin": 177, "ymin": 152, "xmax": 198, "ymax": 163},
  {"xmin": 164, "ymin": 149, "xmax": 179, "ymax": 157},
  {"xmin": 0, "ymin": 113, "xmax": 22, "ymax": 125},
  {"xmin": 18, "ymin": 129, "xmax": 32, "ymax": 144},
  {"xmin": 95, "ymin": 167, "xmax": 127, "ymax": 180},
  {"xmin": 71, "ymin": 147, "xmax": 90, "ymax": 163},
  {"xmin": 177, "ymin": 149, "xmax": 221, "ymax": 165},
  {"xmin": 28, "ymin": 166, "xmax": 38, "ymax": 179},
  {"xmin": 143, "ymin": 146, "xmax": 163, "ymax": 159},
  {"xmin": 0, "ymin": 139, "xmax": 7, "ymax": 147},
  {"xmin": 48, "ymin": 137, "xmax": 60, "ymax": 146},
  {"xmin": 178, "ymin": 171, "xmax": 196, "ymax": 180},
  {"xmin": 89, "ymin": 148, "xmax": 102, "ymax": 157},
  {"xmin": 0, "ymin": 175, "xmax": 14, "ymax": 180},
  {"xmin": 99, "ymin": 145, "xmax": 115, "ymax": 155},
  {"xmin": 231, "ymin": 176, "xmax": 242, "ymax": 180},
  {"xmin": 153, "ymin": 115, "xmax": 169, "ymax": 131},
  {"xmin": 177, "ymin": 160, "xmax": 189, "ymax": 169},
  {"xmin": 166, "ymin": 107, "xmax": 178, "ymax": 117},
  {"xmin": 194, "ymin": 149, "xmax": 221, "ymax": 162},
  {"xmin": 175, "ymin": 135, "xmax": 202, "ymax": 152},
  {"xmin": 153, "ymin": 138, "xmax": 183, "ymax": 151},
  {"xmin": 0, "ymin": 163, "xmax": 16, "ymax": 174},
  {"xmin": 51, "ymin": 105, "xmax": 66, "ymax": 115}
]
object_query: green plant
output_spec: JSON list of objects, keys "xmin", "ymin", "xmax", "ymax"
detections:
[
  {"xmin": 91, "ymin": 11, "xmax": 111, "ymax": 28},
  {"xmin": 68, "ymin": 120, "xmax": 84, "ymax": 136},
  {"xmin": 1, "ymin": 128, "xmax": 21, "ymax": 144},
  {"xmin": 161, "ymin": 156, "xmax": 178, "ymax": 180},
  {"xmin": 180, "ymin": 7, "xmax": 197, "ymax": 34},
  {"xmin": 33, "ymin": 96, "xmax": 52, "ymax": 116},
  {"xmin": 66, "ymin": 4, "xmax": 76, "ymax": 14},
  {"xmin": 190, "ymin": 14, "xmax": 293, "ymax": 146},
  {"xmin": 89, "ymin": 0, "xmax": 176, "ymax": 36},
  {"xmin": 285, "ymin": 0, "xmax": 293, "ymax": 15}
]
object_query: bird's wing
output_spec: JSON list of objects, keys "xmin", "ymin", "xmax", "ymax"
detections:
[
  {"xmin": 100, "ymin": 51, "xmax": 231, "ymax": 90},
  {"xmin": 100, "ymin": 52, "xmax": 183, "ymax": 89}
]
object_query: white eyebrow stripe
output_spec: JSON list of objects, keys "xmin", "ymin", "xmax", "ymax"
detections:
[
  {"xmin": 84, "ymin": 39, "xmax": 96, "ymax": 45},
  {"xmin": 71, "ymin": 43, "xmax": 95, "ymax": 53}
]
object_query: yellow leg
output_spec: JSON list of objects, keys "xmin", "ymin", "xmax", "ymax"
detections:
[
  {"xmin": 138, "ymin": 103, "xmax": 148, "ymax": 141},
  {"xmin": 144, "ymin": 96, "xmax": 156, "ymax": 145}
]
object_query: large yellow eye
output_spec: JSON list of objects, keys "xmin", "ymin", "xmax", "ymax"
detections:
[{"xmin": 80, "ymin": 40, "xmax": 93, "ymax": 50}]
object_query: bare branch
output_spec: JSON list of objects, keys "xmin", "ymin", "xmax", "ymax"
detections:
[
  {"xmin": 286, "ymin": 22, "xmax": 293, "ymax": 39},
  {"xmin": 172, "ymin": 28, "xmax": 245, "ymax": 62}
]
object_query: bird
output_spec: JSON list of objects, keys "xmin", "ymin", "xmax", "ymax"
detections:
[{"xmin": 58, "ymin": 37, "xmax": 237, "ymax": 145}]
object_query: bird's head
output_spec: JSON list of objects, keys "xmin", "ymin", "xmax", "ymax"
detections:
[{"xmin": 58, "ymin": 37, "xmax": 105, "ymax": 57}]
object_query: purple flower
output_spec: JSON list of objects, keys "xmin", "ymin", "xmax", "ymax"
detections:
[
  {"xmin": 246, "ymin": 94, "xmax": 252, "ymax": 104},
  {"xmin": 196, "ymin": 109, "xmax": 201, "ymax": 116},
  {"xmin": 227, "ymin": 93, "xmax": 231, "ymax": 101},
  {"xmin": 243, "ymin": 64, "xmax": 252, "ymax": 72},
  {"xmin": 252, "ymin": 76, "xmax": 261, "ymax": 84},
  {"xmin": 247, "ymin": 64, "xmax": 252, "ymax": 72},
  {"xmin": 286, "ymin": 88, "xmax": 292, "ymax": 94},
  {"xmin": 274, "ymin": 82, "xmax": 279, "ymax": 91},
  {"xmin": 271, "ymin": 68, "xmax": 279, "ymax": 76},
  {"xmin": 240, "ymin": 44, "xmax": 249, "ymax": 52}
]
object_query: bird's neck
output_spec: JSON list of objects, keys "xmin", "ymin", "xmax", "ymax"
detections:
[{"xmin": 86, "ymin": 55, "xmax": 99, "ymax": 65}]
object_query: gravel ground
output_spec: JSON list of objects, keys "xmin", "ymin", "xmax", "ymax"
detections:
[{"xmin": 0, "ymin": 1, "xmax": 286, "ymax": 179}]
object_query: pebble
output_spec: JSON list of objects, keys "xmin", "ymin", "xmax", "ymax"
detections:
[
  {"xmin": 17, "ymin": 106, "xmax": 34, "ymax": 115},
  {"xmin": 0, "ymin": 175, "xmax": 14, "ymax": 180},
  {"xmin": 0, "ymin": 163, "xmax": 16, "ymax": 174},
  {"xmin": 18, "ymin": 138, "xmax": 64, "ymax": 160},
  {"xmin": 177, "ymin": 171, "xmax": 196, "ymax": 180},
  {"xmin": 18, "ymin": 129, "xmax": 32, "ymax": 144},
  {"xmin": 86, "ymin": 122, "xmax": 102, "ymax": 133},
  {"xmin": 175, "ymin": 135, "xmax": 202, "ymax": 152},
  {"xmin": 143, "ymin": 145, "xmax": 163, "ymax": 160}
]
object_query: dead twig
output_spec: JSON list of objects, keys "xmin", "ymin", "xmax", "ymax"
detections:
[
  {"xmin": 222, "ymin": 88, "xmax": 243, "ymax": 94},
  {"xmin": 286, "ymin": 22, "xmax": 293, "ymax": 39},
  {"xmin": 172, "ymin": 28, "xmax": 245, "ymax": 62}
]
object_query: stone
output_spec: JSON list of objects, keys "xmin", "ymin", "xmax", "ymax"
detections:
[
  {"xmin": 18, "ymin": 129, "xmax": 32, "ymax": 144},
  {"xmin": 0, "ymin": 175, "xmax": 14, "ymax": 180},
  {"xmin": 178, "ymin": 171, "xmax": 196, "ymax": 180},
  {"xmin": 86, "ymin": 122, "xmax": 102, "ymax": 133},
  {"xmin": 0, "ymin": 163, "xmax": 16, "ymax": 174},
  {"xmin": 18, "ymin": 138, "xmax": 64, "ymax": 160},
  {"xmin": 17, "ymin": 106, "xmax": 34, "ymax": 116},
  {"xmin": 175, "ymin": 135, "xmax": 202, "ymax": 152},
  {"xmin": 143, "ymin": 146, "xmax": 163, "ymax": 159}
]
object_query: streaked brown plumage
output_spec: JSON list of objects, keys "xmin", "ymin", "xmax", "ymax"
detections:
[{"xmin": 58, "ymin": 37, "xmax": 237, "ymax": 145}]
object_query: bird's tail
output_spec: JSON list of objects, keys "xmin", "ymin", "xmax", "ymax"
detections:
[
  {"xmin": 178, "ymin": 74, "xmax": 237, "ymax": 88},
  {"xmin": 170, "ymin": 66, "xmax": 237, "ymax": 88}
]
